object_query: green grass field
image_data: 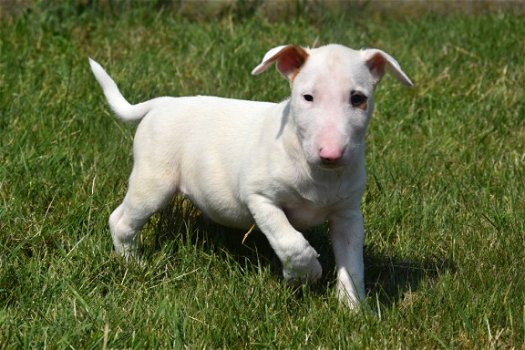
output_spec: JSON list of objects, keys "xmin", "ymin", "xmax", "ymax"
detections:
[{"xmin": 1, "ymin": 2, "xmax": 524, "ymax": 348}]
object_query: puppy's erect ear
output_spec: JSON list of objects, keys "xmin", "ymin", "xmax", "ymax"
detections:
[
  {"xmin": 361, "ymin": 49, "xmax": 414, "ymax": 87},
  {"xmin": 251, "ymin": 45, "xmax": 309, "ymax": 81}
]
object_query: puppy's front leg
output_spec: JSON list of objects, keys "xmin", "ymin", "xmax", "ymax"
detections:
[
  {"xmin": 247, "ymin": 195, "xmax": 322, "ymax": 283},
  {"xmin": 329, "ymin": 210, "xmax": 366, "ymax": 308}
]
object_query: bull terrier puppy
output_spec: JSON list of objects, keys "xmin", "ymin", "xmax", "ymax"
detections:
[{"xmin": 89, "ymin": 44, "xmax": 413, "ymax": 308}]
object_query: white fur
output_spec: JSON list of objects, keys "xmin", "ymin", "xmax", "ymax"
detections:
[{"xmin": 89, "ymin": 44, "xmax": 413, "ymax": 309}]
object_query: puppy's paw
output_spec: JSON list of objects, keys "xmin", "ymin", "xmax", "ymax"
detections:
[
  {"xmin": 112, "ymin": 241, "xmax": 143, "ymax": 264},
  {"xmin": 282, "ymin": 247, "xmax": 322, "ymax": 284},
  {"xmin": 336, "ymin": 280, "xmax": 365, "ymax": 310}
]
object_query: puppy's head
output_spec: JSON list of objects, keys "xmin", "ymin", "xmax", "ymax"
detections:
[{"xmin": 252, "ymin": 44, "xmax": 413, "ymax": 169}]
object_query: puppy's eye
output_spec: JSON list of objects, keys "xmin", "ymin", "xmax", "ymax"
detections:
[
  {"xmin": 303, "ymin": 94, "xmax": 314, "ymax": 102},
  {"xmin": 350, "ymin": 92, "xmax": 367, "ymax": 107}
]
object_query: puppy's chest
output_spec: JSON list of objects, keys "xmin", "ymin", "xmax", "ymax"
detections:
[
  {"xmin": 281, "ymin": 187, "xmax": 346, "ymax": 230},
  {"xmin": 283, "ymin": 204, "xmax": 330, "ymax": 230},
  {"xmin": 278, "ymin": 170, "xmax": 362, "ymax": 229}
]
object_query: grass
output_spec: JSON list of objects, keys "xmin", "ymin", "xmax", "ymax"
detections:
[{"xmin": 1, "ymin": 2, "xmax": 524, "ymax": 348}]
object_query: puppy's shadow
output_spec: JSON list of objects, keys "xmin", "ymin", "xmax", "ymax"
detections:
[
  {"xmin": 148, "ymin": 198, "xmax": 452, "ymax": 308},
  {"xmin": 148, "ymin": 198, "xmax": 282, "ymax": 275},
  {"xmin": 364, "ymin": 250, "xmax": 453, "ymax": 308}
]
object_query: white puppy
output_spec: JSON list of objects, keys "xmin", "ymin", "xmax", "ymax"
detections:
[{"xmin": 89, "ymin": 44, "xmax": 413, "ymax": 308}]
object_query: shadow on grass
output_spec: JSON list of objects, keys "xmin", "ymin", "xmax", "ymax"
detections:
[
  {"xmin": 149, "ymin": 198, "xmax": 283, "ymax": 276},
  {"xmin": 148, "ymin": 198, "xmax": 452, "ymax": 308},
  {"xmin": 364, "ymin": 252, "xmax": 453, "ymax": 308}
]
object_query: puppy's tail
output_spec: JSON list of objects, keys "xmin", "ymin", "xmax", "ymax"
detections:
[{"xmin": 89, "ymin": 58, "xmax": 152, "ymax": 122}]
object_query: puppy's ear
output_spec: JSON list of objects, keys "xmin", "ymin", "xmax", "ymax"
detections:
[
  {"xmin": 251, "ymin": 45, "xmax": 309, "ymax": 81},
  {"xmin": 361, "ymin": 49, "xmax": 414, "ymax": 87}
]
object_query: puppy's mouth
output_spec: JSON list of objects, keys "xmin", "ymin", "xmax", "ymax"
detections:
[
  {"xmin": 316, "ymin": 159, "xmax": 347, "ymax": 170},
  {"xmin": 320, "ymin": 160, "xmax": 343, "ymax": 169}
]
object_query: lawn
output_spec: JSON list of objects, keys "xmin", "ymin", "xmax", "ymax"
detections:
[{"xmin": 1, "ymin": 2, "xmax": 524, "ymax": 348}]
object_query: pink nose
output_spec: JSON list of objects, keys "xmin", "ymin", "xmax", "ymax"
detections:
[{"xmin": 319, "ymin": 147, "xmax": 344, "ymax": 164}]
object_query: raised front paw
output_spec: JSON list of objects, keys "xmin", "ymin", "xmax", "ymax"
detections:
[{"xmin": 282, "ymin": 246, "xmax": 322, "ymax": 284}]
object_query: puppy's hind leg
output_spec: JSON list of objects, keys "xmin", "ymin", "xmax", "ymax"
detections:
[{"xmin": 109, "ymin": 165, "xmax": 177, "ymax": 260}]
